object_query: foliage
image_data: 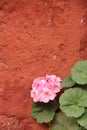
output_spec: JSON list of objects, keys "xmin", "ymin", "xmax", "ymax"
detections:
[
  {"xmin": 59, "ymin": 60, "xmax": 87, "ymax": 130},
  {"xmin": 50, "ymin": 112, "xmax": 83, "ymax": 130},
  {"xmin": 77, "ymin": 110, "xmax": 87, "ymax": 129},
  {"xmin": 61, "ymin": 75, "xmax": 75, "ymax": 88},
  {"xmin": 71, "ymin": 61, "xmax": 87, "ymax": 85},
  {"xmin": 59, "ymin": 88, "xmax": 87, "ymax": 117},
  {"xmin": 32, "ymin": 101, "xmax": 58, "ymax": 123}
]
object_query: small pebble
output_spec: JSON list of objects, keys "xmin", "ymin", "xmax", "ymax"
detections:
[
  {"xmin": 80, "ymin": 18, "xmax": 84, "ymax": 24},
  {"xmin": 0, "ymin": 87, "xmax": 3, "ymax": 92},
  {"xmin": 52, "ymin": 54, "xmax": 57, "ymax": 60}
]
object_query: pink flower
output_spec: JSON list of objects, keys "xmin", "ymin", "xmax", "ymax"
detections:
[{"xmin": 30, "ymin": 75, "xmax": 62, "ymax": 103}]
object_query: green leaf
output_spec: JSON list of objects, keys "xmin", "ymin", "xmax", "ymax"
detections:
[
  {"xmin": 60, "ymin": 105, "xmax": 85, "ymax": 118},
  {"xmin": 59, "ymin": 88, "xmax": 87, "ymax": 118},
  {"xmin": 71, "ymin": 60, "xmax": 87, "ymax": 85},
  {"xmin": 50, "ymin": 112, "xmax": 82, "ymax": 130},
  {"xmin": 62, "ymin": 75, "xmax": 75, "ymax": 88},
  {"xmin": 77, "ymin": 110, "xmax": 87, "ymax": 129},
  {"xmin": 32, "ymin": 101, "xmax": 58, "ymax": 123}
]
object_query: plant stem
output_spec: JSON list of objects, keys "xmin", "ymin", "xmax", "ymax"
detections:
[{"xmin": 54, "ymin": 99, "xmax": 59, "ymax": 107}]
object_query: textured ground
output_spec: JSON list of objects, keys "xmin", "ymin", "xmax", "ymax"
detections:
[{"xmin": 0, "ymin": 0, "xmax": 87, "ymax": 130}]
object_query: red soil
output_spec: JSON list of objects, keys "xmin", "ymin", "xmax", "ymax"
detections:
[{"xmin": 0, "ymin": 0, "xmax": 87, "ymax": 129}]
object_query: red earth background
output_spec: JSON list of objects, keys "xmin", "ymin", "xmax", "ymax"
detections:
[{"xmin": 0, "ymin": 0, "xmax": 87, "ymax": 130}]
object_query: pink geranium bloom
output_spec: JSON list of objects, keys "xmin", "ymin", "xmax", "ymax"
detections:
[
  {"xmin": 30, "ymin": 74, "xmax": 62, "ymax": 103},
  {"xmin": 39, "ymin": 88, "xmax": 56, "ymax": 103}
]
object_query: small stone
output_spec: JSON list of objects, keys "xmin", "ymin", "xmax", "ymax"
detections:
[
  {"xmin": 0, "ymin": 87, "xmax": 3, "ymax": 92},
  {"xmin": 80, "ymin": 18, "xmax": 84, "ymax": 24},
  {"xmin": 44, "ymin": 3, "xmax": 48, "ymax": 6},
  {"xmin": 52, "ymin": 54, "xmax": 57, "ymax": 60}
]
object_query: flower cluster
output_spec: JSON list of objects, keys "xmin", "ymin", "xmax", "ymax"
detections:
[
  {"xmin": 30, "ymin": 61, "xmax": 87, "ymax": 130},
  {"xmin": 31, "ymin": 75, "xmax": 62, "ymax": 103}
]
